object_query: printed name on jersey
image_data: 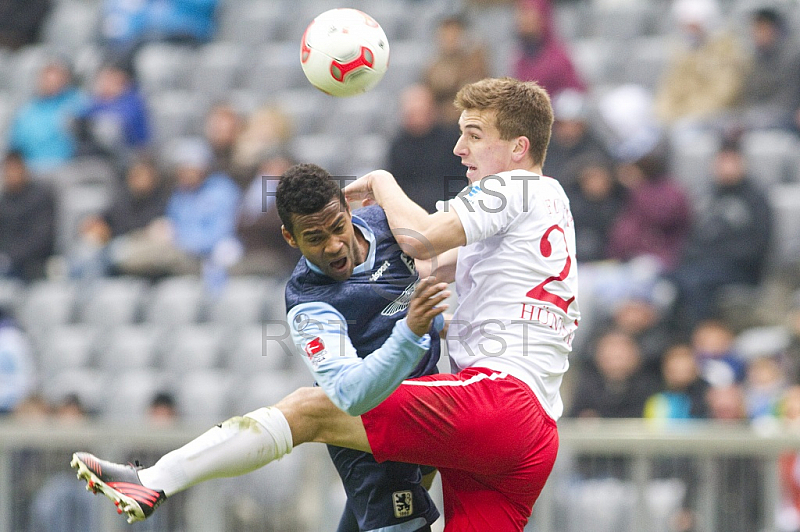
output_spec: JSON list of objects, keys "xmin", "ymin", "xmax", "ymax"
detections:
[
  {"xmin": 370, "ymin": 260, "xmax": 391, "ymax": 282},
  {"xmin": 381, "ymin": 282, "xmax": 415, "ymax": 316},
  {"xmin": 303, "ymin": 337, "xmax": 327, "ymax": 368},
  {"xmin": 392, "ymin": 490, "xmax": 413, "ymax": 518}
]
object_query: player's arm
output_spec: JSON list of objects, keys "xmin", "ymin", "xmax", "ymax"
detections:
[
  {"xmin": 344, "ymin": 170, "xmax": 466, "ymax": 259},
  {"xmin": 287, "ymin": 278, "xmax": 449, "ymax": 416},
  {"xmin": 415, "ymin": 248, "xmax": 458, "ymax": 283}
]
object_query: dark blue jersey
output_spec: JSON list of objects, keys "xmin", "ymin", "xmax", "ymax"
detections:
[
  {"xmin": 284, "ymin": 205, "xmax": 440, "ymax": 532},
  {"xmin": 285, "ymin": 204, "xmax": 440, "ymax": 379}
]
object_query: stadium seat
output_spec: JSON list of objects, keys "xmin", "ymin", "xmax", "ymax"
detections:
[
  {"xmin": 56, "ymin": 182, "xmax": 113, "ymax": 255},
  {"xmin": 44, "ymin": 367, "xmax": 107, "ymax": 414},
  {"xmin": 134, "ymin": 43, "xmax": 197, "ymax": 95},
  {"xmin": 42, "ymin": 0, "xmax": 99, "ymax": 50},
  {"xmin": 587, "ymin": 1, "xmax": 656, "ymax": 40},
  {"xmin": 98, "ymin": 323, "xmax": 163, "ymax": 371},
  {"xmin": 242, "ymin": 42, "xmax": 310, "ymax": 96},
  {"xmin": 102, "ymin": 368, "xmax": 175, "ymax": 420},
  {"xmin": 568, "ymin": 38, "xmax": 623, "ymax": 87},
  {"xmin": 378, "ymin": 40, "xmax": 426, "ymax": 91},
  {"xmin": 161, "ymin": 323, "xmax": 228, "ymax": 372},
  {"xmin": 0, "ymin": 94, "xmax": 15, "ymax": 142},
  {"xmin": 148, "ymin": 90, "xmax": 207, "ymax": 145},
  {"xmin": 45, "ymin": 156, "xmax": 117, "ymax": 189},
  {"xmin": 768, "ymin": 184, "xmax": 800, "ymax": 268},
  {"xmin": 273, "ymin": 88, "xmax": 328, "ymax": 135},
  {"xmin": 232, "ymin": 370, "xmax": 309, "ymax": 414},
  {"xmin": 217, "ymin": 0, "xmax": 284, "ymax": 45},
  {"xmin": 0, "ymin": 277, "xmax": 25, "ymax": 315},
  {"xmin": 619, "ymin": 36, "xmax": 670, "ymax": 90},
  {"xmin": 175, "ymin": 369, "xmax": 236, "ymax": 421},
  {"xmin": 323, "ymin": 92, "xmax": 394, "ymax": 138},
  {"xmin": 8, "ymin": 45, "xmax": 50, "ymax": 101},
  {"xmin": 78, "ymin": 277, "xmax": 148, "ymax": 327},
  {"xmin": 669, "ymin": 131, "xmax": 720, "ymax": 199},
  {"xmin": 39, "ymin": 324, "xmax": 99, "ymax": 378},
  {"xmin": 19, "ymin": 280, "xmax": 78, "ymax": 333},
  {"xmin": 144, "ymin": 275, "xmax": 206, "ymax": 325},
  {"xmin": 191, "ymin": 41, "xmax": 245, "ymax": 100},
  {"xmin": 348, "ymin": 134, "xmax": 390, "ymax": 177},
  {"xmin": 291, "ymin": 134, "xmax": 347, "ymax": 175},
  {"xmin": 741, "ymin": 129, "xmax": 800, "ymax": 187},
  {"xmin": 225, "ymin": 323, "xmax": 292, "ymax": 374},
  {"xmin": 261, "ymin": 277, "xmax": 289, "ymax": 322},
  {"xmin": 0, "ymin": 49, "xmax": 13, "ymax": 93},
  {"xmin": 207, "ymin": 276, "xmax": 270, "ymax": 326}
]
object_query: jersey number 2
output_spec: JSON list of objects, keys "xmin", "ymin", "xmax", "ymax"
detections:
[{"xmin": 526, "ymin": 224, "xmax": 575, "ymax": 312}]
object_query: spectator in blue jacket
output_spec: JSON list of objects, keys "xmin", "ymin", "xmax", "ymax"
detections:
[
  {"xmin": 101, "ymin": 0, "xmax": 219, "ymax": 57},
  {"xmin": 77, "ymin": 61, "xmax": 150, "ymax": 167},
  {"xmin": 8, "ymin": 59, "xmax": 85, "ymax": 175}
]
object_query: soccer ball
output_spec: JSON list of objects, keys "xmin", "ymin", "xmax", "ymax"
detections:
[{"xmin": 300, "ymin": 8, "xmax": 390, "ymax": 97}]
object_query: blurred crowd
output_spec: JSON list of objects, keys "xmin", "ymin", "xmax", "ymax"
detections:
[{"xmin": 2, "ymin": 0, "xmax": 800, "ymax": 529}]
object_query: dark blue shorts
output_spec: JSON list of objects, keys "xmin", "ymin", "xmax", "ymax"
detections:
[{"xmin": 327, "ymin": 445, "xmax": 439, "ymax": 532}]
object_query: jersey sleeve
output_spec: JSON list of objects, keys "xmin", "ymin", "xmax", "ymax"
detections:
[
  {"xmin": 287, "ymin": 301, "xmax": 432, "ymax": 416},
  {"xmin": 444, "ymin": 173, "xmax": 535, "ymax": 245}
]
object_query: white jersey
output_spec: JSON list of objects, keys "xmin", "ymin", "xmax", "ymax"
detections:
[{"xmin": 442, "ymin": 170, "xmax": 580, "ymax": 420}]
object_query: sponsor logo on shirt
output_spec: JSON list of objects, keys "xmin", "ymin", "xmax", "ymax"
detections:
[
  {"xmin": 370, "ymin": 260, "xmax": 391, "ymax": 282},
  {"xmin": 303, "ymin": 337, "xmax": 327, "ymax": 368},
  {"xmin": 392, "ymin": 490, "xmax": 413, "ymax": 518},
  {"xmin": 400, "ymin": 253, "xmax": 415, "ymax": 274},
  {"xmin": 381, "ymin": 282, "xmax": 415, "ymax": 316},
  {"xmin": 293, "ymin": 312, "xmax": 310, "ymax": 331}
]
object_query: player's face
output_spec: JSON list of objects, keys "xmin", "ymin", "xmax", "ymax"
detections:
[
  {"xmin": 282, "ymin": 199, "xmax": 365, "ymax": 281},
  {"xmin": 454, "ymin": 109, "xmax": 519, "ymax": 182}
]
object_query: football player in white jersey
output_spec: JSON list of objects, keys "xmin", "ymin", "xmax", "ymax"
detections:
[{"xmin": 71, "ymin": 78, "xmax": 578, "ymax": 532}]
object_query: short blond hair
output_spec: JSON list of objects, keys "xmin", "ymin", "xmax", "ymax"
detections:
[{"xmin": 455, "ymin": 77, "xmax": 553, "ymax": 168}]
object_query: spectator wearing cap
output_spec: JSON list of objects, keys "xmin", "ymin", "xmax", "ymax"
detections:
[
  {"xmin": 654, "ymin": 0, "xmax": 748, "ymax": 136},
  {"xmin": 7, "ymin": 58, "xmax": 85, "ymax": 175},
  {"xmin": 544, "ymin": 89, "xmax": 611, "ymax": 188},
  {"xmin": 669, "ymin": 136, "xmax": 772, "ymax": 329},
  {"xmin": 739, "ymin": 7, "xmax": 800, "ymax": 132}
]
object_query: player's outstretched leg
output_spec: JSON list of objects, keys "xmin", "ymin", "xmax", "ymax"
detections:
[
  {"xmin": 71, "ymin": 452, "xmax": 166, "ymax": 523},
  {"xmin": 71, "ymin": 405, "xmax": 294, "ymax": 523}
]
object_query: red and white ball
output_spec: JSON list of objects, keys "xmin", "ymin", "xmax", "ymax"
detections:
[{"xmin": 300, "ymin": 8, "xmax": 390, "ymax": 97}]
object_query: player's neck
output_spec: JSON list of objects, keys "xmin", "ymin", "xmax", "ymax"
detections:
[{"xmin": 472, "ymin": 164, "xmax": 542, "ymax": 183}]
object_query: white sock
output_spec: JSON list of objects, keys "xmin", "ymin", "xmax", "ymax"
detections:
[{"xmin": 137, "ymin": 407, "xmax": 293, "ymax": 497}]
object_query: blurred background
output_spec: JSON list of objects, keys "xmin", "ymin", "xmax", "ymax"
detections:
[{"xmin": 1, "ymin": 0, "xmax": 800, "ymax": 530}]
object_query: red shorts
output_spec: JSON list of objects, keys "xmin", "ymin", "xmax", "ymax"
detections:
[{"xmin": 361, "ymin": 367, "xmax": 558, "ymax": 532}]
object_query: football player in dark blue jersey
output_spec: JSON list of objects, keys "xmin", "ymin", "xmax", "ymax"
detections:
[
  {"xmin": 281, "ymin": 163, "xmax": 442, "ymax": 532},
  {"xmin": 73, "ymin": 163, "xmax": 448, "ymax": 532}
]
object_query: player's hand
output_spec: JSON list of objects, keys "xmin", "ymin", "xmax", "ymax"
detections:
[
  {"xmin": 344, "ymin": 170, "xmax": 394, "ymax": 207},
  {"xmin": 406, "ymin": 276, "xmax": 449, "ymax": 338}
]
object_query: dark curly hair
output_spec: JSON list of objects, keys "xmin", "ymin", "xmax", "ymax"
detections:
[{"xmin": 276, "ymin": 163, "xmax": 347, "ymax": 236}]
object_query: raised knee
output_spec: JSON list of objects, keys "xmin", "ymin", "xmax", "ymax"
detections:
[{"xmin": 275, "ymin": 387, "xmax": 330, "ymax": 443}]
